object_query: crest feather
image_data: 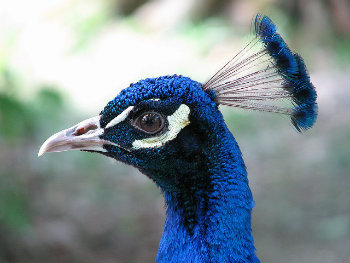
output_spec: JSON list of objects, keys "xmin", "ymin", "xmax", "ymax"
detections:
[{"xmin": 203, "ymin": 14, "xmax": 317, "ymax": 132}]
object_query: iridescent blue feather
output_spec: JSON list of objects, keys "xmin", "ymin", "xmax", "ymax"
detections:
[
  {"xmin": 254, "ymin": 14, "xmax": 318, "ymax": 130},
  {"xmin": 204, "ymin": 14, "xmax": 318, "ymax": 132},
  {"xmin": 254, "ymin": 15, "xmax": 299, "ymax": 78}
]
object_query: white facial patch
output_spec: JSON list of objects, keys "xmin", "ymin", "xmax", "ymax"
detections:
[
  {"xmin": 132, "ymin": 104, "xmax": 190, "ymax": 149},
  {"xmin": 105, "ymin": 106, "xmax": 134, "ymax": 129}
]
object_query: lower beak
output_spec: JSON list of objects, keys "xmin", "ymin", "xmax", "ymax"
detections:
[{"xmin": 38, "ymin": 115, "xmax": 107, "ymax": 157}]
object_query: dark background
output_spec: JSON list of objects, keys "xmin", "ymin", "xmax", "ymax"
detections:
[{"xmin": 0, "ymin": 0, "xmax": 349, "ymax": 262}]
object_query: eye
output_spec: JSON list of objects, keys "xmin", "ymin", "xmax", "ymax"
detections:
[{"xmin": 133, "ymin": 112, "xmax": 166, "ymax": 134}]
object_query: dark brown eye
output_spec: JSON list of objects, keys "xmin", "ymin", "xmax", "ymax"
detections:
[{"xmin": 134, "ymin": 112, "xmax": 165, "ymax": 134}]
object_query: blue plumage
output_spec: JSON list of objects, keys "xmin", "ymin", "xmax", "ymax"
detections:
[
  {"xmin": 38, "ymin": 14, "xmax": 317, "ymax": 263},
  {"xmin": 253, "ymin": 14, "xmax": 317, "ymax": 131},
  {"xmin": 292, "ymin": 103, "xmax": 318, "ymax": 132},
  {"xmin": 255, "ymin": 15, "xmax": 298, "ymax": 77}
]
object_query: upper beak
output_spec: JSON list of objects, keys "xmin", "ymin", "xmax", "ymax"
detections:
[{"xmin": 38, "ymin": 115, "xmax": 108, "ymax": 157}]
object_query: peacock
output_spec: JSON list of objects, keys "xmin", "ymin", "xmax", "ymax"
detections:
[{"xmin": 38, "ymin": 15, "xmax": 317, "ymax": 263}]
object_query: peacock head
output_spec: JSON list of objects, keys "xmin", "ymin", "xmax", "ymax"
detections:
[
  {"xmin": 39, "ymin": 15, "xmax": 318, "ymax": 190},
  {"xmin": 38, "ymin": 75, "xmax": 221, "ymax": 190}
]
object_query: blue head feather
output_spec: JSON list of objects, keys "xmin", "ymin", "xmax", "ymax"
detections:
[
  {"xmin": 291, "ymin": 103, "xmax": 318, "ymax": 132},
  {"xmin": 253, "ymin": 14, "xmax": 317, "ymax": 131},
  {"xmin": 254, "ymin": 15, "xmax": 298, "ymax": 77},
  {"xmin": 204, "ymin": 15, "xmax": 317, "ymax": 132}
]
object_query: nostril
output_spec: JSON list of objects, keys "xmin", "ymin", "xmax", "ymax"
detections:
[{"xmin": 73, "ymin": 124, "xmax": 98, "ymax": 136}]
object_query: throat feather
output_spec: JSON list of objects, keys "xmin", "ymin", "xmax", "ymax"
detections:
[{"xmin": 157, "ymin": 120, "xmax": 258, "ymax": 263}]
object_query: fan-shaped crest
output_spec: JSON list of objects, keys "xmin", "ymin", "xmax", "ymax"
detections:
[{"xmin": 203, "ymin": 14, "xmax": 317, "ymax": 131}]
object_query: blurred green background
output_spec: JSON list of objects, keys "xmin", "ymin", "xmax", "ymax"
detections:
[{"xmin": 0, "ymin": 0, "xmax": 349, "ymax": 262}]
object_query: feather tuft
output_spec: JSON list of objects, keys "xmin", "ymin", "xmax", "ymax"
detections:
[
  {"xmin": 291, "ymin": 103, "xmax": 318, "ymax": 132},
  {"xmin": 254, "ymin": 14, "xmax": 276, "ymax": 39},
  {"xmin": 204, "ymin": 14, "xmax": 317, "ymax": 132},
  {"xmin": 254, "ymin": 15, "xmax": 299, "ymax": 78}
]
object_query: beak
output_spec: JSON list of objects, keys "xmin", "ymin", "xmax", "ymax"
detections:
[{"xmin": 38, "ymin": 115, "xmax": 108, "ymax": 157}]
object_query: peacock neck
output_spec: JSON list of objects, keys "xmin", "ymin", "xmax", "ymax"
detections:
[{"xmin": 156, "ymin": 122, "xmax": 259, "ymax": 263}]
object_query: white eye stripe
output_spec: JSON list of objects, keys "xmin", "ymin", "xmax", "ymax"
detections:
[
  {"xmin": 132, "ymin": 104, "xmax": 190, "ymax": 149},
  {"xmin": 105, "ymin": 106, "xmax": 134, "ymax": 129},
  {"xmin": 105, "ymin": 98, "xmax": 161, "ymax": 129}
]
